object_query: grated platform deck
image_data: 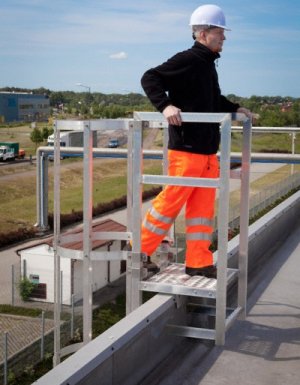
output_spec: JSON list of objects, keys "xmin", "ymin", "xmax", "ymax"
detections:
[{"xmin": 139, "ymin": 263, "xmax": 238, "ymax": 298}]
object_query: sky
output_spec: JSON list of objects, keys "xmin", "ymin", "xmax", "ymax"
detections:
[{"xmin": 0, "ymin": 0, "xmax": 300, "ymax": 97}]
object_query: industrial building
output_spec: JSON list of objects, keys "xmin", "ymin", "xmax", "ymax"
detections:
[{"xmin": 0, "ymin": 91, "xmax": 50, "ymax": 123}]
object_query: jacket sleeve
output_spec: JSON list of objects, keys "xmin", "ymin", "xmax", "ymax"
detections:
[
  {"xmin": 219, "ymin": 95, "xmax": 240, "ymax": 112},
  {"xmin": 141, "ymin": 51, "xmax": 193, "ymax": 112},
  {"xmin": 141, "ymin": 68, "xmax": 171, "ymax": 112}
]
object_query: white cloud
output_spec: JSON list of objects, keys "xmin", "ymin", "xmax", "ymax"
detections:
[{"xmin": 109, "ymin": 51, "xmax": 128, "ymax": 60}]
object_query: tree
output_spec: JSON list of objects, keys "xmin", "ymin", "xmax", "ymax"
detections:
[
  {"xmin": 30, "ymin": 127, "xmax": 44, "ymax": 149},
  {"xmin": 42, "ymin": 126, "xmax": 53, "ymax": 140}
]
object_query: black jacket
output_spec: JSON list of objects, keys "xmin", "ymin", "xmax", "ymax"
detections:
[{"xmin": 141, "ymin": 41, "xmax": 240, "ymax": 154}]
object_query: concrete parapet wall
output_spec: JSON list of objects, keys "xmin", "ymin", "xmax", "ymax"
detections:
[
  {"xmin": 34, "ymin": 191, "xmax": 300, "ymax": 385},
  {"xmin": 34, "ymin": 294, "xmax": 187, "ymax": 385}
]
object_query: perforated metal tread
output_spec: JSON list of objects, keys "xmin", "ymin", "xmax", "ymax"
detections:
[{"xmin": 139, "ymin": 263, "xmax": 238, "ymax": 298}]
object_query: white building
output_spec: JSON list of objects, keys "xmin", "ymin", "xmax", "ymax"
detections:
[{"xmin": 17, "ymin": 219, "xmax": 126, "ymax": 305}]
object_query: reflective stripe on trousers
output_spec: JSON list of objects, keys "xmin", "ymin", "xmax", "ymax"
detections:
[{"xmin": 141, "ymin": 150, "xmax": 219, "ymax": 268}]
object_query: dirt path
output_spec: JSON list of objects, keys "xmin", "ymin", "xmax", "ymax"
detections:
[{"xmin": 143, "ymin": 127, "xmax": 160, "ymax": 149}]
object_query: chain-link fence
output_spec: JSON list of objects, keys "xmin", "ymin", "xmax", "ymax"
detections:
[{"xmin": 0, "ymin": 294, "xmax": 84, "ymax": 384}]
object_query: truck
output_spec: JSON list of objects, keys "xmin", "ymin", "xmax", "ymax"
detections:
[
  {"xmin": 108, "ymin": 138, "xmax": 119, "ymax": 148},
  {"xmin": 47, "ymin": 130, "xmax": 97, "ymax": 158},
  {"xmin": 0, "ymin": 142, "xmax": 25, "ymax": 161}
]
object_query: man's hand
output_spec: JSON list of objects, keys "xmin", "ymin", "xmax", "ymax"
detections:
[
  {"xmin": 237, "ymin": 107, "xmax": 260, "ymax": 123},
  {"xmin": 163, "ymin": 105, "xmax": 182, "ymax": 126},
  {"xmin": 237, "ymin": 107, "xmax": 252, "ymax": 119}
]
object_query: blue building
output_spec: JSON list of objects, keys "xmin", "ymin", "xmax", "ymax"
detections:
[{"xmin": 0, "ymin": 92, "xmax": 50, "ymax": 123}]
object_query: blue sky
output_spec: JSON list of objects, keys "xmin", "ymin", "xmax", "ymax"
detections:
[{"xmin": 0, "ymin": 0, "xmax": 299, "ymax": 97}]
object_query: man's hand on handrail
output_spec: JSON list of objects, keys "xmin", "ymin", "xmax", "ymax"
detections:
[
  {"xmin": 237, "ymin": 107, "xmax": 259, "ymax": 123},
  {"xmin": 163, "ymin": 105, "xmax": 182, "ymax": 126}
]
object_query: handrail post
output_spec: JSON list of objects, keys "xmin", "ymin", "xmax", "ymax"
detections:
[
  {"xmin": 126, "ymin": 121, "xmax": 134, "ymax": 314},
  {"xmin": 238, "ymin": 117, "xmax": 252, "ymax": 318},
  {"xmin": 128, "ymin": 120, "xmax": 143, "ymax": 312},
  {"xmin": 53, "ymin": 120, "xmax": 61, "ymax": 367},
  {"xmin": 215, "ymin": 114, "xmax": 232, "ymax": 346},
  {"xmin": 83, "ymin": 120, "xmax": 93, "ymax": 343}
]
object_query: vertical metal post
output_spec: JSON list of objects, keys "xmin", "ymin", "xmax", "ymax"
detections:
[
  {"xmin": 129, "ymin": 120, "xmax": 143, "ymax": 312},
  {"xmin": 41, "ymin": 311, "xmax": 45, "ymax": 360},
  {"xmin": 22, "ymin": 259, "xmax": 27, "ymax": 279},
  {"xmin": 162, "ymin": 125, "xmax": 175, "ymax": 242},
  {"xmin": 126, "ymin": 121, "xmax": 134, "ymax": 234},
  {"xmin": 40, "ymin": 153, "xmax": 45, "ymax": 229},
  {"xmin": 215, "ymin": 114, "xmax": 232, "ymax": 346},
  {"xmin": 3, "ymin": 332, "xmax": 8, "ymax": 385},
  {"xmin": 53, "ymin": 120, "xmax": 61, "ymax": 367},
  {"xmin": 36, "ymin": 149, "xmax": 42, "ymax": 230},
  {"xmin": 60, "ymin": 270, "xmax": 63, "ymax": 310},
  {"xmin": 43, "ymin": 154, "xmax": 49, "ymax": 230},
  {"xmin": 11, "ymin": 265, "xmax": 14, "ymax": 306},
  {"xmin": 126, "ymin": 121, "xmax": 134, "ymax": 315},
  {"xmin": 82, "ymin": 121, "xmax": 93, "ymax": 343},
  {"xmin": 291, "ymin": 132, "xmax": 295, "ymax": 174},
  {"xmin": 36, "ymin": 151, "xmax": 49, "ymax": 231},
  {"xmin": 162, "ymin": 126, "xmax": 169, "ymax": 174},
  {"xmin": 71, "ymin": 294, "xmax": 74, "ymax": 339},
  {"xmin": 238, "ymin": 117, "xmax": 252, "ymax": 319}
]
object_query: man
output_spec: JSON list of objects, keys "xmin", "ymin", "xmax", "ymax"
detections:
[{"xmin": 140, "ymin": 4, "xmax": 251, "ymax": 278}]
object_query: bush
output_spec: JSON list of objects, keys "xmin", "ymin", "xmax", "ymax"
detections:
[
  {"xmin": 0, "ymin": 227, "xmax": 37, "ymax": 248},
  {"xmin": 18, "ymin": 277, "xmax": 35, "ymax": 301},
  {"xmin": 0, "ymin": 304, "xmax": 42, "ymax": 317}
]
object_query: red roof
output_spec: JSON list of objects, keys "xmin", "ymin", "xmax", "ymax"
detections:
[
  {"xmin": 16, "ymin": 219, "xmax": 126, "ymax": 255},
  {"xmin": 62, "ymin": 219, "xmax": 126, "ymax": 250}
]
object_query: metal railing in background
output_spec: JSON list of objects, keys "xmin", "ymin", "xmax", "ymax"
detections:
[{"xmin": 35, "ymin": 126, "xmax": 300, "ymax": 232}]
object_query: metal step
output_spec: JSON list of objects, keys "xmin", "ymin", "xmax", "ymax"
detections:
[{"xmin": 139, "ymin": 263, "xmax": 238, "ymax": 298}]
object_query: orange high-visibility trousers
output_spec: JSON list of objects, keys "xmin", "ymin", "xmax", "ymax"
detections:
[{"xmin": 141, "ymin": 149, "xmax": 219, "ymax": 268}]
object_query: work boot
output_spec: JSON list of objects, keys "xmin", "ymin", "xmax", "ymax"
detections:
[
  {"xmin": 185, "ymin": 265, "xmax": 217, "ymax": 279},
  {"xmin": 144, "ymin": 255, "xmax": 160, "ymax": 274},
  {"xmin": 124, "ymin": 244, "xmax": 159, "ymax": 274}
]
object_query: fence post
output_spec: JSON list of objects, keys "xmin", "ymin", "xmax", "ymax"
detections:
[
  {"xmin": 11, "ymin": 265, "xmax": 14, "ymax": 307},
  {"xmin": 71, "ymin": 294, "xmax": 74, "ymax": 340},
  {"xmin": 22, "ymin": 259, "xmax": 27, "ymax": 279},
  {"xmin": 41, "ymin": 311, "xmax": 45, "ymax": 360},
  {"xmin": 60, "ymin": 271, "xmax": 63, "ymax": 311},
  {"xmin": 3, "ymin": 332, "xmax": 8, "ymax": 385}
]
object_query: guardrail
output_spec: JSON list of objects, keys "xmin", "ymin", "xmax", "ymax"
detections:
[{"xmin": 36, "ymin": 125, "xmax": 300, "ymax": 232}]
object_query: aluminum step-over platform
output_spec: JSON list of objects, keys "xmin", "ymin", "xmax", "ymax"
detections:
[
  {"xmin": 128, "ymin": 112, "xmax": 252, "ymax": 345},
  {"xmin": 140, "ymin": 263, "xmax": 237, "ymax": 299},
  {"xmin": 140, "ymin": 263, "xmax": 240, "ymax": 341},
  {"xmin": 50, "ymin": 113, "xmax": 251, "ymax": 366}
]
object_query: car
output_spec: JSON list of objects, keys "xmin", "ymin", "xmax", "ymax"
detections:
[{"xmin": 108, "ymin": 139, "xmax": 119, "ymax": 148}]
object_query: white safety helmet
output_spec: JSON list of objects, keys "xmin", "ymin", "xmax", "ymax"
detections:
[{"xmin": 189, "ymin": 4, "xmax": 230, "ymax": 30}]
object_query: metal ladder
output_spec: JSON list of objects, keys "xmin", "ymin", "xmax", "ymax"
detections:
[{"xmin": 127, "ymin": 111, "xmax": 252, "ymax": 345}]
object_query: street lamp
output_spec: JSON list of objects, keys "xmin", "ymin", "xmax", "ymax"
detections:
[{"xmin": 76, "ymin": 83, "xmax": 91, "ymax": 93}]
